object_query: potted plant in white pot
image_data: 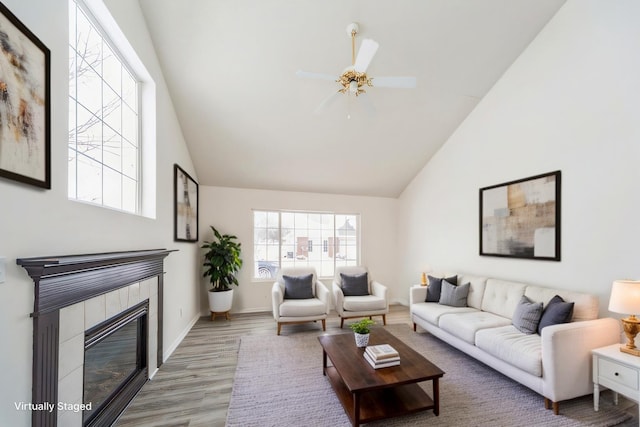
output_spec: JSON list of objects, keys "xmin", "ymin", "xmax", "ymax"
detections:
[
  {"xmin": 349, "ymin": 318, "xmax": 375, "ymax": 347},
  {"xmin": 202, "ymin": 226, "xmax": 243, "ymax": 320}
]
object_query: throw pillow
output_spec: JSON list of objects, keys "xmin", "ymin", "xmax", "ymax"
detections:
[
  {"xmin": 537, "ymin": 295, "xmax": 575, "ymax": 334},
  {"xmin": 438, "ymin": 280, "xmax": 470, "ymax": 307},
  {"xmin": 512, "ymin": 296, "xmax": 543, "ymax": 334},
  {"xmin": 426, "ymin": 275, "xmax": 457, "ymax": 302},
  {"xmin": 283, "ymin": 274, "xmax": 314, "ymax": 299},
  {"xmin": 341, "ymin": 272, "xmax": 369, "ymax": 296}
]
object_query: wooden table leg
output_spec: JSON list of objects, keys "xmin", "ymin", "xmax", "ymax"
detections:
[
  {"xmin": 433, "ymin": 377, "xmax": 440, "ymax": 416},
  {"xmin": 322, "ymin": 350, "xmax": 327, "ymax": 376},
  {"xmin": 353, "ymin": 392, "xmax": 360, "ymax": 427}
]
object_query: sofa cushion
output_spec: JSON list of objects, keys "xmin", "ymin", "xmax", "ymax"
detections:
[
  {"xmin": 439, "ymin": 311, "xmax": 512, "ymax": 344},
  {"xmin": 439, "ymin": 281, "xmax": 470, "ymax": 307},
  {"xmin": 512, "ymin": 296, "xmax": 543, "ymax": 334},
  {"xmin": 481, "ymin": 279, "xmax": 527, "ymax": 319},
  {"xmin": 411, "ymin": 302, "xmax": 476, "ymax": 326},
  {"xmin": 537, "ymin": 295, "xmax": 574, "ymax": 334},
  {"xmin": 341, "ymin": 272, "xmax": 369, "ymax": 296},
  {"xmin": 343, "ymin": 294, "xmax": 386, "ymax": 311},
  {"xmin": 279, "ymin": 298, "xmax": 326, "ymax": 317},
  {"xmin": 476, "ymin": 325, "xmax": 543, "ymax": 377},
  {"xmin": 524, "ymin": 286, "xmax": 597, "ymax": 321},
  {"xmin": 426, "ymin": 275, "xmax": 457, "ymax": 302},
  {"xmin": 283, "ymin": 274, "xmax": 314, "ymax": 299},
  {"xmin": 458, "ymin": 275, "xmax": 488, "ymax": 310}
]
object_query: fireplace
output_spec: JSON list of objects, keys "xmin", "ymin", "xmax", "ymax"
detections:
[
  {"xmin": 17, "ymin": 250, "xmax": 174, "ymax": 427},
  {"xmin": 83, "ymin": 301, "xmax": 148, "ymax": 426}
]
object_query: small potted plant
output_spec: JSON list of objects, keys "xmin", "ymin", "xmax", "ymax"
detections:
[
  {"xmin": 202, "ymin": 226, "xmax": 243, "ymax": 319},
  {"xmin": 349, "ymin": 318, "xmax": 375, "ymax": 347}
]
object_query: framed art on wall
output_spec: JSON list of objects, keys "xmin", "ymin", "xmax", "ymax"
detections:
[
  {"xmin": 174, "ymin": 164, "xmax": 199, "ymax": 242},
  {"xmin": 479, "ymin": 170, "xmax": 561, "ymax": 261},
  {"xmin": 0, "ymin": 1, "xmax": 51, "ymax": 189}
]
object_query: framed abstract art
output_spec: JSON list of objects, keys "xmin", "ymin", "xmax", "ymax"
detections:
[
  {"xmin": 480, "ymin": 171, "xmax": 561, "ymax": 261},
  {"xmin": 174, "ymin": 164, "xmax": 199, "ymax": 242},
  {"xmin": 0, "ymin": 1, "xmax": 51, "ymax": 189}
]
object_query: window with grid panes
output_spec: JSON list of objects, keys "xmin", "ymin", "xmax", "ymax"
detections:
[
  {"xmin": 253, "ymin": 210, "xmax": 359, "ymax": 279},
  {"xmin": 68, "ymin": 0, "xmax": 140, "ymax": 213}
]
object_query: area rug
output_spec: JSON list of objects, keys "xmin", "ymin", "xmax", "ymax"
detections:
[{"xmin": 226, "ymin": 324, "xmax": 632, "ymax": 426}]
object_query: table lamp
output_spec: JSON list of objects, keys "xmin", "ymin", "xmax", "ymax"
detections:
[{"xmin": 608, "ymin": 280, "xmax": 640, "ymax": 356}]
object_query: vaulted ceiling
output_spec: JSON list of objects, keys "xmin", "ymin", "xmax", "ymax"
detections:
[{"xmin": 138, "ymin": 0, "xmax": 566, "ymax": 197}]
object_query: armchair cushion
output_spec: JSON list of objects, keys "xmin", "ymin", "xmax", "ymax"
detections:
[
  {"xmin": 340, "ymin": 272, "xmax": 369, "ymax": 296},
  {"xmin": 283, "ymin": 274, "xmax": 314, "ymax": 299},
  {"xmin": 343, "ymin": 295, "xmax": 386, "ymax": 311},
  {"xmin": 279, "ymin": 298, "xmax": 327, "ymax": 317}
]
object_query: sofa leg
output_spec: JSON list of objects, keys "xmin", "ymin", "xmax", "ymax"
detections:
[
  {"xmin": 382, "ymin": 314, "xmax": 387, "ymax": 326},
  {"xmin": 321, "ymin": 319, "xmax": 326, "ymax": 331},
  {"xmin": 544, "ymin": 398, "xmax": 559, "ymax": 415},
  {"xmin": 277, "ymin": 323, "xmax": 282, "ymax": 335}
]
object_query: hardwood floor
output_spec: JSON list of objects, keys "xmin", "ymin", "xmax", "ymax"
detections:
[
  {"xmin": 115, "ymin": 305, "xmax": 639, "ymax": 426},
  {"xmin": 115, "ymin": 305, "xmax": 411, "ymax": 426}
]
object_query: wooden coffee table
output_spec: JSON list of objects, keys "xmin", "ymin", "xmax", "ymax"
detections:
[{"xmin": 318, "ymin": 328, "xmax": 444, "ymax": 427}]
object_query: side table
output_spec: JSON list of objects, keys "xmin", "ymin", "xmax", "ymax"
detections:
[{"xmin": 592, "ymin": 343, "xmax": 640, "ymax": 420}]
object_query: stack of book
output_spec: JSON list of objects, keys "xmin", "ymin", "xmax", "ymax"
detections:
[{"xmin": 364, "ymin": 344, "xmax": 400, "ymax": 369}]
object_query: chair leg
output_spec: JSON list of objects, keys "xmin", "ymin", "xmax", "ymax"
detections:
[
  {"xmin": 321, "ymin": 319, "xmax": 326, "ymax": 331},
  {"xmin": 340, "ymin": 317, "xmax": 344, "ymax": 328},
  {"xmin": 277, "ymin": 323, "xmax": 282, "ymax": 335},
  {"xmin": 413, "ymin": 322, "xmax": 417, "ymax": 332},
  {"xmin": 381, "ymin": 314, "xmax": 387, "ymax": 325}
]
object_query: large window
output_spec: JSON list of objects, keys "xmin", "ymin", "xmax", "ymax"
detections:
[
  {"xmin": 68, "ymin": 0, "xmax": 140, "ymax": 213},
  {"xmin": 253, "ymin": 210, "xmax": 359, "ymax": 279}
]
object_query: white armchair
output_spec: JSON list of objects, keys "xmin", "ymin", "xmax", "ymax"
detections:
[
  {"xmin": 332, "ymin": 266, "xmax": 388, "ymax": 328},
  {"xmin": 272, "ymin": 267, "xmax": 330, "ymax": 335}
]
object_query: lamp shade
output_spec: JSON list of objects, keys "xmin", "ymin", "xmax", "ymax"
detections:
[{"xmin": 609, "ymin": 280, "xmax": 640, "ymax": 314}]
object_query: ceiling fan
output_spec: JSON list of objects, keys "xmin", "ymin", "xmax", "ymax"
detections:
[{"xmin": 297, "ymin": 22, "xmax": 417, "ymax": 115}]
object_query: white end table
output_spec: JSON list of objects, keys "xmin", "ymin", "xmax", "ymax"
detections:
[{"xmin": 592, "ymin": 343, "xmax": 640, "ymax": 419}]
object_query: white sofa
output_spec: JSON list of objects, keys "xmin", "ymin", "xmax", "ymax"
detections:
[{"xmin": 410, "ymin": 273, "xmax": 620, "ymax": 415}]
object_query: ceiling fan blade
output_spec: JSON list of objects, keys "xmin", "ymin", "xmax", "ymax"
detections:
[
  {"xmin": 353, "ymin": 39, "xmax": 379, "ymax": 73},
  {"xmin": 314, "ymin": 91, "xmax": 342, "ymax": 114},
  {"xmin": 371, "ymin": 76, "xmax": 417, "ymax": 89},
  {"xmin": 296, "ymin": 70, "xmax": 339, "ymax": 82}
]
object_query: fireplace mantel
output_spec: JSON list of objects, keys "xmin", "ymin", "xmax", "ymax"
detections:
[{"xmin": 17, "ymin": 249, "xmax": 175, "ymax": 427}]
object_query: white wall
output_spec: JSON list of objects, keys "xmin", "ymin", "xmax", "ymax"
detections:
[
  {"xmin": 398, "ymin": 0, "xmax": 640, "ymax": 315},
  {"xmin": 0, "ymin": 1, "xmax": 200, "ymax": 425},
  {"xmin": 199, "ymin": 186, "xmax": 398, "ymax": 313}
]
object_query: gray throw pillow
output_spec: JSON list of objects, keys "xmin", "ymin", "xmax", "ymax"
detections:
[
  {"xmin": 537, "ymin": 295, "xmax": 574, "ymax": 334},
  {"xmin": 283, "ymin": 274, "xmax": 314, "ymax": 299},
  {"xmin": 426, "ymin": 275, "xmax": 457, "ymax": 302},
  {"xmin": 438, "ymin": 280, "xmax": 469, "ymax": 307},
  {"xmin": 512, "ymin": 295, "xmax": 543, "ymax": 334},
  {"xmin": 340, "ymin": 272, "xmax": 369, "ymax": 296}
]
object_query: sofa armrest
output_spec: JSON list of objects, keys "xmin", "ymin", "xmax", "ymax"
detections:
[
  {"xmin": 541, "ymin": 317, "xmax": 620, "ymax": 402},
  {"xmin": 410, "ymin": 285, "xmax": 428, "ymax": 306},
  {"xmin": 271, "ymin": 282, "xmax": 283, "ymax": 320},
  {"xmin": 371, "ymin": 281, "xmax": 388, "ymax": 307},
  {"xmin": 315, "ymin": 280, "xmax": 330, "ymax": 314},
  {"xmin": 332, "ymin": 280, "xmax": 345, "ymax": 316}
]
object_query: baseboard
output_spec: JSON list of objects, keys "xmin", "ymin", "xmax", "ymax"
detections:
[{"xmin": 163, "ymin": 313, "xmax": 200, "ymax": 363}]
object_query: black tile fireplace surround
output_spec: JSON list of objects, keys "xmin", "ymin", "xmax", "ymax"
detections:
[{"xmin": 17, "ymin": 249, "xmax": 174, "ymax": 427}]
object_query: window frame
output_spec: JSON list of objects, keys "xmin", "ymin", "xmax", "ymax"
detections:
[
  {"xmin": 68, "ymin": 0, "xmax": 155, "ymax": 217},
  {"xmin": 252, "ymin": 209, "xmax": 361, "ymax": 281}
]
